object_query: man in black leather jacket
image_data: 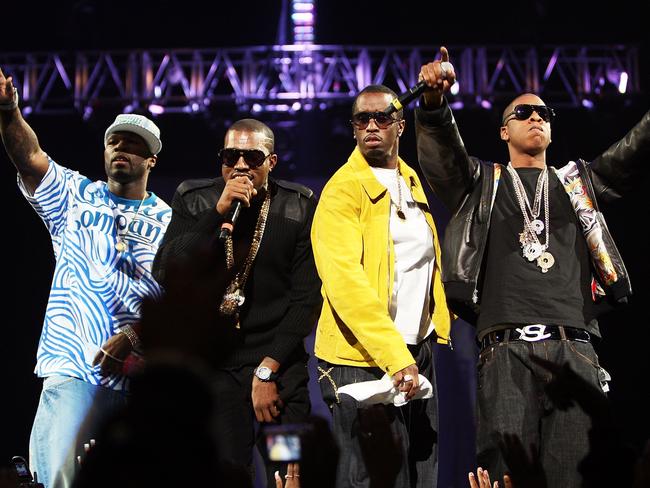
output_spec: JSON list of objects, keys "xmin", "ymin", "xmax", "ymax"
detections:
[
  {"xmin": 152, "ymin": 118, "xmax": 322, "ymax": 486},
  {"xmin": 414, "ymin": 47, "xmax": 650, "ymax": 486}
]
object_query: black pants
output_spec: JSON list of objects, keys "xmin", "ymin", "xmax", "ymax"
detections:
[
  {"xmin": 477, "ymin": 338, "xmax": 608, "ymax": 487},
  {"xmin": 212, "ymin": 358, "xmax": 311, "ymax": 487},
  {"xmin": 318, "ymin": 340, "xmax": 439, "ymax": 488}
]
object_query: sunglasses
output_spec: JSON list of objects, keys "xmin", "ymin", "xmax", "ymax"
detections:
[
  {"xmin": 218, "ymin": 148, "xmax": 272, "ymax": 168},
  {"xmin": 350, "ymin": 112, "xmax": 400, "ymax": 130},
  {"xmin": 502, "ymin": 104, "xmax": 556, "ymax": 125}
]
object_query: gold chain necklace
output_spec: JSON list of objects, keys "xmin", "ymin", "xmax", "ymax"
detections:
[
  {"xmin": 395, "ymin": 164, "xmax": 406, "ymax": 220},
  {"xmin": 219, "ymin": 189, "xmax": 271, "ymax": 324},
  {"xmin": 115, "ymin": 194, "xmax": 147, "ymax": 253}
]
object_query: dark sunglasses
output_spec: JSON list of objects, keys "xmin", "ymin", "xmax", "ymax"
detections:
[
  {"xmin": 350, "ymin": 111, "xmax": 400, "ymax": 130},
  {"xmin": 218, "ymin": 148, "xmax": 272, "ymax": 168},
  {"xmin": 502, "ymin": 104, "xmax": 556, "ymax": 125}
]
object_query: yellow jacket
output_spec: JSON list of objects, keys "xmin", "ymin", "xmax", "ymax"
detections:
[{"xmin": 311, "ymin": 147, "xmax": 453, "ymax": 376}]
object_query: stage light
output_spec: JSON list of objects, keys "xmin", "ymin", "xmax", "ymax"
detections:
[
  {"xmin": 618, "ymin": 72, "xmax": 628, "ymax": 94},
  {"xmin": 291, "ymin": 0, "xmax": 315, "ymax": 45},
  {"xmin": 148, "ymin": 104, "xmax": 165, "ymax": 115}
]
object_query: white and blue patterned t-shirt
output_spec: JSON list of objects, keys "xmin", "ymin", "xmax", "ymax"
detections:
[{"xmin": 18, "ymin": 158, "xmax": 171, "ymax": 390}]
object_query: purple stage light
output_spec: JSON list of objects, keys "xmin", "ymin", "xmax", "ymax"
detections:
[
  {"xmin": 618, "ymin": 72, "xmax": 628, "ymax": 93},
  {"xmin": 148, "ymin": 104, "xmax": 165, "ymax": 115}
]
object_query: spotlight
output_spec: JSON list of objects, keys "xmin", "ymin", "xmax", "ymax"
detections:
[{"xmin": 148, "ymin": 104, "xmax": 165, "ymax": 115}]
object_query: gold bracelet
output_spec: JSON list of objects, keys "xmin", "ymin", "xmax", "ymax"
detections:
[{"xmin": 100, "ymin": 348, "xmax": 124, "ymax": 363}]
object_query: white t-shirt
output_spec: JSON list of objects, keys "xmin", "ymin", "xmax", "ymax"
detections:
[
  {"xmin": 370, "ymin": 166, "xmax": 435, "ymax": 344},
  {"xmin": 19, "ymin": 158, "xmax": 171, "ymax": 390}
]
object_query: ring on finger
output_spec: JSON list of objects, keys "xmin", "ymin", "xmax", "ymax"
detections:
[{"xmin": 440, "ymin": 61, "xmax": 454, "ymax": 80}]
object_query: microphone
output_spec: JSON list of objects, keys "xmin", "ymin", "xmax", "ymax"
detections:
[
  {"xmin": 383, "ymin": 61, "xmax": 454, "ymax": 115},
  {"xmin": 383, "ymin": 80, "xmax": 427, "ymax": 116},
  {"xmin": 219, "ymin": 173, "xmax": 254, "ymax": 241},
  {"xmin": 219, "ymin": 200, "xmax": 243, "ymax": 240}
]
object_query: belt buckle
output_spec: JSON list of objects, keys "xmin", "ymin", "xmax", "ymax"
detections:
[{"xmin": 514, "ymin": 324, "xmax": 552, "ymax": 342}]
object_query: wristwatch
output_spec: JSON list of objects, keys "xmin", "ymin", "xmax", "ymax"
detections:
[{"xmin": 254, "ymin": 366, "xmax": 279, "ymax": 382}]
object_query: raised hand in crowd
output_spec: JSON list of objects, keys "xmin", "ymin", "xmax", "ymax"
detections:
[
  {"xmin": 468, "ymin": 466, "xmax": 511, "ymax": 488},
  {"xmin": 275, "ymin": 463, "xmax": 300, "ymax": 488}
]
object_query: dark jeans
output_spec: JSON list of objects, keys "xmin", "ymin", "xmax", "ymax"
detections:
[
  {"xmin": 212, "ymin": 357, "xmax": 311, "ymax": 488},
  {"xmin": 476, "ymin": 337, "xmax": 608, "ymax": 487},
  {"xmin": 318, "ymin": 340, "xmax": 438, "ymax": 488}
]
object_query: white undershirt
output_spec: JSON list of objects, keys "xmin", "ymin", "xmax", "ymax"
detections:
[{"xmin": 370, "ymin": 166, "xmax": 436, "ymax": 344}]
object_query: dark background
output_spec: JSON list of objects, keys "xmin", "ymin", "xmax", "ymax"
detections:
[{"xmin": 2, "ymin": 1, "xmax": 649, "ymax": 486}]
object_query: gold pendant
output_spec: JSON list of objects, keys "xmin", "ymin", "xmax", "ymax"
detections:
[
  {"xmin": 219, "ymin": 288, "xmax": 245, "ymax": 316},
  {"xmin": 537, "ymin": 251, "xmax": 555, "ymax": 273},
  {"xmin": 115, "ymin": 241, "xmax": 127, "ymax": 252}
]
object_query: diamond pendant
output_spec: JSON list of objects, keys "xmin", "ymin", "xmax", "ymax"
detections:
[
  {"xmin": 537, "ymin": 251, "xmax": 555, "ymax": 273},
  {"xmin": 523, "ymin": 242, "xmax": 543, "ymax": 261},
  {"xmin": 115, "ymin": 241, "xmax": 127, "ymax": 252},
  {"xmin": 531, "ymin": 219, "xmax": 544, "ymax": 235},
  {"xmin": 219, "ymin": 288, "xmax": 245, "ymax": 316}
]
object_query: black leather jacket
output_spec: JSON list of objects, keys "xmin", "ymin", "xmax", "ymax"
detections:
[
  {"xmin": 415, "ymin": 100, "xmax": 650, "ymax": 325},
  {"xmin": 152, "ymin": 177, "xmax": 322, "ymax": 368}
]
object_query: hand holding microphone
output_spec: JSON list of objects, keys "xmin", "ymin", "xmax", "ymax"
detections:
[
  {"xmin": 417, "ymin": 46, "xmax": 456, "ymax": 109},
  {"xmin": 217, "ymin": 174, "xmax": 257, "ymax": 240},
  {"xmin": 383, "ymin": 46, "xmax": 455, "ymax": 115}
]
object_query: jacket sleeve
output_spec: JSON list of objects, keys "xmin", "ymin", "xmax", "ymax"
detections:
[
  {"xmin": 311, "ymin": 176, "xmax": 415, "ymax": 376},
  {"xmin": 152, "ymin": 189, "xmax": 223, "ymax": 286},
  {"xmin": 264, "ymin": 195, "xmax": 323, "ymax": 365},
  {"xmin": 415, "ymin": 98, "xmax": 479, "ymax": 212},
  {"xmin": 589, "ymin": 109, "xmax": 650, "ymax": 201}
]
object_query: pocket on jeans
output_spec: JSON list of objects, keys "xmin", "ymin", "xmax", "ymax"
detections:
[
  {"xmin": 477, "ymin": 345, "xmax": 498, "ymax": 390},
  {"xmin": 566, "ymin": 341, "xmax": 599, "ymax": 368},
  {"xmin": 42, "ymin": 375, "xmax": 76, "ymax": 391}
]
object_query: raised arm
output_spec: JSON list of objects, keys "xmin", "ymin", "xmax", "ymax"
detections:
[
  {"xmin": 414, "ymin": 47, "xmax": 478, "ymax": 212},
  {"xmin": 0, "ymin": 67, "xmax": 49, "ymax": 194},
  {"xmin": 589, "ymin": 109, "xmax": 650, "ymax": 201}
]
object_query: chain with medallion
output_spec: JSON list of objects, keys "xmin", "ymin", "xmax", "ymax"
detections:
[{"xmin": 506, "ymin": 163, "xmax": 555, "ymax": 273}]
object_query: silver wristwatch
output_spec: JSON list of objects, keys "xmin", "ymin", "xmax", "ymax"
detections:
[{"xmin": 254, "ymin": 366, "xmax": 279, "ymax": 382}]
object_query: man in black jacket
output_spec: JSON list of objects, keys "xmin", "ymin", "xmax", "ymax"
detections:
[
  {"xmin": 152, "ymin": 118, "xmax": 322, "ymax": 486},
  {"xmin": 414, "ymin": 47, "xmax": 650, "ymax": 486}
]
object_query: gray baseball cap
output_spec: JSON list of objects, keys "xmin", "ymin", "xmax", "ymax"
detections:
[{"xmin": 104, "ymin": 114, "xmax": 162, "ymax": 155}]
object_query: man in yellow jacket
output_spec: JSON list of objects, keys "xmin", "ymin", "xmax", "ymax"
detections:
[{"xmin": 311, "ymin": 84, "xmax": 453, "ymax": 487}]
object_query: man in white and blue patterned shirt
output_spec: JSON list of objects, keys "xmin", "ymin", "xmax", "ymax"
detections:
[{"xmin": 0, "ymin": 67, "xmax": 171, "ymax": 488}]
